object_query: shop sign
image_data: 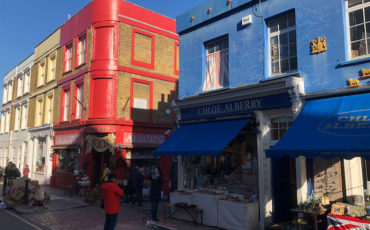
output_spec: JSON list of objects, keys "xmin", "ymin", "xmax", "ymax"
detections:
[
  {"xmin": 55, "ymin": 133, "xmax": 80, "ymax": 145},
  {"xmin": 318, "ymin": 109, "xmax": 370, "ymax": 136},
  {"xmin": 123, "ymin": 133, "xmax": 164, "ymax": 146},
  {"xmin": 180, "ymin": 92, "xmax": 291, "ymax": 121},
  {"xmin": 86, "ymin": 133, "xmax": 115, "ymax": 154}
]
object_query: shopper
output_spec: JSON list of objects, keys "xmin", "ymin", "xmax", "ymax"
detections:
[
  {"xmin": 8, "ymin": 163, "xmax": 21, "ymax": 179},
  {"xmin": 23, "ymin": 164, "xmax": 30, "ymax": 177},
  {"xmin": 133, "ymin": 167, "xmax": 144, "ymax": 206},
  {"xmin": 101, "ymin": 174, "xmax": 124, "ymax": 230},
  {"xmin": 149, "ymin": 167, "xmax": 163, "ymax": 222}
]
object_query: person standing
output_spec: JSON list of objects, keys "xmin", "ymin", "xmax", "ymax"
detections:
[
  {"xmin": 101, "ymin": 174, "xmax": 124, "ymax": 230},
  {"xmin": 133, "ymin": 167, "xmax": 144, "ymax": 206},
  {"xmin": 150, "ymin": 167, "xmax": 163, "ymax": 222},
  {"xmin": 2, "ymin": 162, "xmax": 12, "ymax": 196},
  {"xmin": 23, "ymin": 164, "xmax": 30, "ymax": 177}
]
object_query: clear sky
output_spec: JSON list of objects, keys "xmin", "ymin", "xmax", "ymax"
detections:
[{"xmin": 0, "ymin": 0, "xmax": 203, "ymax": 106}]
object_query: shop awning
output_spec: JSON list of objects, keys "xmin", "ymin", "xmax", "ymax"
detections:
[
  {"xmin": 154, "ymin": 118, "xmax": 250, "ymax": 156},
  {"xmin": 51, "ymin": 145, "xmax": 80, "ymax": 150},
  {"xmin": 267, "ymin": 93, "xmax": 370, "ymax": 159}
]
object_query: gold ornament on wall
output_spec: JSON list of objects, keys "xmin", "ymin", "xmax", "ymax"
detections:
[
  {"xmin": 347, "ymin": 78, "xmax": 360, "ymax": 88},
  {"xmin": 311, "ymin": 37, "xmax": 327, "ymax": 54},
  {"xmin": 360, "ymin": 69, "xmax": 370, "ymax": 79}
]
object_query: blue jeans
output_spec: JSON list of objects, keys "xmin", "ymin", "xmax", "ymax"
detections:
[
  {"xmin": 151, "ymin": 200, "xmax": 159, "ymax": 220},
  {"xmin": 104, "ymin": 213, "xmax": 118, "ymax": 230}
]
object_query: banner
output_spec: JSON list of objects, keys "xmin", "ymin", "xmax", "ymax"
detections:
[{"xmin": 86, "ymin": 133, "xmax": 115, "ymax": 154}]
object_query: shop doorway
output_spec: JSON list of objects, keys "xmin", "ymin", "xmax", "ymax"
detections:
[
  {"xmin": 272, "ymin": 156, "xmax": 297, "ymax": 223},
  {"xmin": 91, "ymin": 149, "xmax": 111, "ymax": 185}
]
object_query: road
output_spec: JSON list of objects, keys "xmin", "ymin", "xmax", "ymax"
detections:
[{"xmin": 0, "ymin": 209, "xmax": 43, "ymax": 230}]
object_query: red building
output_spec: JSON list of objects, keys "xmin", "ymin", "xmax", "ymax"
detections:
[{"xmin": 51, "ymin": 0, "xmax": 178, "ymax": 193}]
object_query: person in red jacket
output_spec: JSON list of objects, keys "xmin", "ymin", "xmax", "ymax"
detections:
[{"xmin": 101, "ymin": 174, "xmax": 124, "ymax": 230}]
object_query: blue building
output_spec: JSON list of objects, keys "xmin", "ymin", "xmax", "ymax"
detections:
[{"xmin": 156, "ymin": 0, "xmax": 370, "ymax": 228}]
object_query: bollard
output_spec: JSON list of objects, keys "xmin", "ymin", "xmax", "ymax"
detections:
[{"xmin": 24, "ymin": 178, "xmax": 30, "ymax": 204}]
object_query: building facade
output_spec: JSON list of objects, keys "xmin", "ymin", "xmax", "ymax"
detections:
[
  {"xmin": 0, "ymin": 55, "xmax": 33, "ymax": 171},
  {"xmin": 51, "ymin": 0, "xmax": 178, "ymax": 189},
  {"xmin": 155, "ymin": 0, "xmax": 370, "ymax": 229}
]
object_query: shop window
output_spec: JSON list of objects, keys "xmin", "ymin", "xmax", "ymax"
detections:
[
  {"xmin": 74, "ymin": 83, "xmax": 84, "ymax": 120},
  {"xmin": 62, "ymin": 89, "xmax": 70, "ymax": 122},
  {"xmin": 56, "ymin": 150, "xmax": 80, "ymax": 173},
  {"xmin": 64, "ymin": 44, "xmax": 73, "ymax": 73},
  {"xmin": 14, "ymin": 105, "xmax": 21, "ymax": 131},
  {"xmin": 346, "ymin": 0, "xmax": 370, "ymax": 58},
  {"xmin": 76, "ymin": 35, "xmax": 86, "ymax": 66},
  {"xmin": 21, "ymin": 104, "xmax": 28, "ymax": 130},
  {"xmin": 203, "ymin": 36, "xmax": 229, "ymax": 92},
  {"xmin": 45, "ymin": 93, "xmax": 53, "ymax": 124},
  {"xmin": 47, "ymin": 54, "xmax": 56, "ymax": 82},
  {"xmin": 268, "ymin": 13, "xmax": 297, "ymax": 76},
  {"xmin": 23, "ymin": 70, "xmax": 30, "ymax": 94},
  {"xmin": 16, "ymin": 75, "xmax": 23, "ymax": 98},
  {"xmin": 37, "ymin": 61, "xmax": 46, "ymax": 87},
  {"xmin": 35, "ymin": 138, "xmax": 46, "ymax": 173},
  {"xmin": 363, "ymin": 159, "xmax": 370, "ymax": 205},
  {"xmin": 271, "ymin": 116, "xmax": 294, "ymax": 141}
]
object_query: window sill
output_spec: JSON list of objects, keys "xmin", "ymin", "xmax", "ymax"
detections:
[
  {"xmin": 63, "ymin": 70, "xmax": 72, "ymax": 75},
  {"xmin": 33, "ymin": 171, "xmax": 45, "ymax": 175},
  {"xmin": 75, "ymin": 63, "xmax": 86, "ymax": 69},
  {"xmin": 46, "ymin": 79, "xmax": 54, "ymax": 84},
  {"xmin": 36, "ymin": 84, "xmax": 44, "ymax": 89},
  {"xmin": 336, "ymin": 56, "xmax": 370, "ymax": 68},
  {"xmin": 261, "ymin": 71, "xmax": 301, "ymax": 83}
]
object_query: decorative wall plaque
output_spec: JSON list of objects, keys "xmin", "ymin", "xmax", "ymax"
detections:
[
  {"xmin": 360, "ymin": 69, "xmax": 370, "ymax": 79},
  {"xmin": 347, "ymin": 78, "xmax": 360, "ymax": 88},
  {"xmin": 311, "ymin": 37, "xmax": 327, "ymax": 54}
]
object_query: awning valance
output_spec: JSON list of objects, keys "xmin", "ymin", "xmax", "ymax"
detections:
[
  {"xmin": 154, "ymin": 119, "xmax": 250, "ymax": 156},
  {"xmin": 267, "ymin": 93, "xmax": 370, "ymax": 159}
]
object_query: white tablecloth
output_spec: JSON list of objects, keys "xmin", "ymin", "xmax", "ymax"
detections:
[
  {"xmin": 192, "ymin": 192, "xmax": 221, "ymax": 226},
  {"xmin": 217, "ymin": 200, "xmax": 259, "ymax": 230}
]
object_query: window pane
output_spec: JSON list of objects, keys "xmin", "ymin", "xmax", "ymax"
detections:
[
  {"xmin": 289, "ymin": 44, "xmax": 297, "ymax": 57},
  {"xmin": 280, "ymin": 45, "xmax": 289, "ymax": 59},
  {"xmin": 207, "ymin": 45, "xmax": 214, "ymax": 54},
  {"xmin": 278, "ymin": 18, "xmax": 287, "ymax": 30},
  {"xmin": 367, "ymin": 22, "xmax": 370, "ymax": 37},
  {"xmin": 271, "ymin": 61, "xmax": 279, "ymax": 74},
  {"xmin": 351, "ymin": 40, "xmax": 367, "ymax": 56},
  {"xmin": 280, "ymin": 33, "xmax": 288, "ymax": 45},
  {"xmin": 272, "ymin": 130, "xmax": 279, "ymax": 140},
  {"xmin": 281, "ymin": 59, "xmax": 289, "ymax": 73},
  {"xmin": 271, "ymin": 47, "xmax": 279, "ymax": 59},
  {"xmin": 269, "ymin": 21, "xmax": 278, "ymax": 33},
  {"xmin": 289, "ymin": 31, "xmax": 296, "ymax": 43},
  {"xmin": 215, "ymin": 41, "xmax": 222, "ymax": 52},
  {"xmin": 222, "ymin": 39, "xmax": 228, "ymax": 49},
  {"xmin": 349, "ymin": 9, "xmax": 364, "ymax": 26},
  {"xmin": 271, "ymin": 121, "xmax": 279, "ymax": 129},
  {"xmin": 288, "ymin": 14, "xmax": 295, "ymax": 27},
  {"xmin": 280, "ymin": 128, "xmax": 288, "ymax": 138},
  {"xmin": 366, "ymin": 6, "xmax": 370, "ymax": 22},
  {"xmin": 290, "ymin": 57, "xmax": 298, "ymax": 71},
  {"xmin": 351, "ymin": 25, "xmax": 365, "ymax": 41},
  {"xmin": 348, "ymin": 0, "xmax": 363, "ymax": 8},
  {"xmin": 368, "ymin": 38, "xmax": 370, "ymax": 54},
  {"xmin": 270, "ymin": 36, "xmax": 279, "ymax": 48}
]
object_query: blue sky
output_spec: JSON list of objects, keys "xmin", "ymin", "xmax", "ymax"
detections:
[{"xmin": 0, "ymin": 0, "xmax": 202, "ymax": 106}]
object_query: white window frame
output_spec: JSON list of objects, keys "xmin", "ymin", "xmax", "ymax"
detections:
[
  {"xmin": 16, "ymin": 75, "xmax": 23, "ymax": 98},
  {"xmin": 3, "ymin": 85, "xmax": 7, "ymax": 104},
  {"xmin": 270, "ymin": 116, "xmax": 294, "ymax": 141},
  {"xmin": 5, "ymin": 110, "xmax": 10, "ymax": 133},
  {"xmin": 77, "ymin": 36, "xmax": 86, "ymax": 66},
  {"xmin": 47, "ymin": 54, "xmax": 56, "ymax": 82},
  {"xmin": 21, "ymin": 104, "xmax": 28, "ymax": 130},
  {"xmin": 268, "ymin": 13, "xmax": 297, "ymax": 76},
  {"xmin": 65, "ymin": 45, "xmax": 73, "ymax": 72},
  {"xmin": 1, "ymin": 113, "xmax": 5, "ymax": 133},
  {"xmin": 37, "ymin": 61, "xmax": 46, "ymax": 87},
  {"xmin": 63, "ymin": 90, "xmax": 70, "ymax": 121},
  {"xmin": 23, "ymin": 70, "xmax": 30, "ymax": 94},
  {"xmin": 36, "ymin": 97, "xmax": 44, "ymax": 126},
  {"xmin": 14, "ymin": 105, "xmax": 21, "ymax": 131},
  {"xmin": 346, "ymin": 0, "xmax": 370, "ymax": 59},
  {"xmin": 46, "ymin": 93, "xmax": 54, "ymax": 124},
  {"xmin": 7, "ymin": 81, "xmax": 13, "ymax": 103}
]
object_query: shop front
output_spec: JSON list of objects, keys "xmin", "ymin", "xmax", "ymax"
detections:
[
  {"xmin": 28, "ymin": 125, "xmax": 54, "ymax": 185},
  {"xmin": 155, "ymin": 76, "xmax": 304, "ymax": 229},
  {"xmin": 267, "ymin": 88, "xmax": 370, "ymax": 226}
]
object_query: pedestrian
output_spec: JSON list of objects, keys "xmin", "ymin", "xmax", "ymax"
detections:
[
  {"xmin": 149, "ymin": 167, "xmax": 163, "ymax": 222},
  {"xmin": 8, "ymin": 163, "xmax": 21, "ymax": 179},
  {"xmin": 101, "ymin": 173, "xmax": 124, "ymax": 230},
  {"xmin": 23, "ymin": 164, "xmax": 30, "ymax": 177},
  {"xmin": 2, "ymin": 162, "xmax": 12, "ymax": 196},
  {"xmin": 133, "ymin": 167, "xmax": 144, "ymax": 206},
  {"xmin": 124, "ymin": 168, "xmax": 134, "ymax": 203}
]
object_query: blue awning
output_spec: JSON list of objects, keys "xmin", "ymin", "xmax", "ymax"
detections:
[
  {"xmin": 154, "ymin": 119, "xmax": 250, "ymax": 156},
  {"xmin": 267, "ymin": 93, "xmax": 370, "ymax": 159}
]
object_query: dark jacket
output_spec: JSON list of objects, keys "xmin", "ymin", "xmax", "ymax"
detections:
[
  {"xmin": 7, "ymin": 167, "xmax": 21, "ymax": 178},
  {"xmin": 149, "ymin": 174, "xmax": 162, "ymax": 201},
  {"xmin": 101, "ymin": 182, "xmax": 124, "ymax": 214},
  {"xmin": 134, "ymin": 171, "xmax": 144, "ymax": 189}
]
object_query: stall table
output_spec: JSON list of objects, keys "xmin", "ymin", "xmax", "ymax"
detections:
[
  {"xmin": 290, "ymin": 208, "xmax": 327, "ymax": 230},
  {"xmin": 217, "ymin": 200, "xmax": 259, "ymax": 230},
  {"xmin": 192, "ymin": 192, "xmax": 221, "ymax": 226}
]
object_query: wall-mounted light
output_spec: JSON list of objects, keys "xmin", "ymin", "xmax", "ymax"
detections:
[
  {"xmin": 227, "ymin": 0, "xmax": 231, "ymax": 5},
  {"xmin": 208, "ymin": 8, "xmax": 212, "ymax": 14},
  {"xmin": 165, "ymin": 109, "xmax": 171, "ymax": 115},
  {"xmin": 190, "ymin": 16, "xmax": 194, "ymax": 22}
]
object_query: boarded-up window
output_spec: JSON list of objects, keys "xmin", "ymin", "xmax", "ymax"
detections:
[
  {"xmin": 134, "ymin": 32, "xmax": 152, "ymax": 64},
  {"xmin": 132, "ymin": 82, "xmax": 150, "ymax": 122},
  {"xmin": 313, "ymin": 157, "xmax": 343, "ymax": 202}
]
